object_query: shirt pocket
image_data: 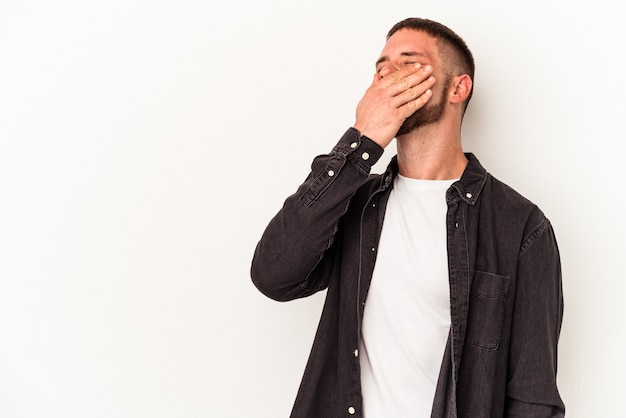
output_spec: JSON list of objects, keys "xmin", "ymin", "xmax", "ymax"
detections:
[{"xmin": 466, "ymin": 270, "xmax": 510, "ymax": 350}]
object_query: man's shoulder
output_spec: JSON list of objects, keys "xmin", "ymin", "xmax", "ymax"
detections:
[
  {"xmin": 482, "ymin": 171, "xmax": 549, "ymax": 232},
  {"xmin": 484, "ymin": 173, "xmax": 535, "ymax": 206},
  {"xmin": 463, "ymin": 153, "xmax": 543, "ymax": 217}
]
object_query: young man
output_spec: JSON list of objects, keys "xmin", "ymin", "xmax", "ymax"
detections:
[{"xmin": 251, "ymin": 18, "xmax": 565, "ymax": 418}]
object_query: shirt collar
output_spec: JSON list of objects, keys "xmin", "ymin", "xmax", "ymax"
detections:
[{"xmin": 381, "ymin": 153, "xmax": 488, "ymax": 205}]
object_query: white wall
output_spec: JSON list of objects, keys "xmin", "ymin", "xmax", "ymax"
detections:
[{"xmin": 0, "ymin": 1, "xmax": 623, "ymax": 417}]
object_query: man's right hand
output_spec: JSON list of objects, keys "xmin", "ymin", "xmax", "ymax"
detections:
[{"xmin": 353, "ymin": 63, "xmax": 435, "ymax": 149}]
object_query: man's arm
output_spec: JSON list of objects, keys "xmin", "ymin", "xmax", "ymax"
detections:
[
  {"xmin": 250, "ymin": 128, "xmax": 383, "ymax": 301},
  {"xmin": 251, "ymin": 64, "xmax": 435, "ymax": 301},
  {"xmin": 505, "ymin": 215, "xmax": 565, "ymax": 417}
]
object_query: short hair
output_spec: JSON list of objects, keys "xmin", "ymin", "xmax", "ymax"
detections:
[{"xmin": 387, "ymin": 18, "xmax": 475, "ymax": 107}]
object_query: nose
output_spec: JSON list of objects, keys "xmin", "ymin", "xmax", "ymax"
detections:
[
  {"xmin": 378, "ymin": 63, "xmax": 401, "ymax": 79},
  {"xmin": 378, "ymin": 60, "xmax": 413, "ymax": 79},
  {"xmin": 378, "ymin": 65, "xmax": 394, "ymax": 78}
]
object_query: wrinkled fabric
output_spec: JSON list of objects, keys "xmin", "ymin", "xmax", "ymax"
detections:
[{"xmin": 251, "ymin": 128, "xmax": 565, "ymax": 418}]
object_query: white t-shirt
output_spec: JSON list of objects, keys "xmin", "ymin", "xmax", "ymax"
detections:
[{"xmin": 359, "ymin": 174, "xmax": 456, "ymax": 417}]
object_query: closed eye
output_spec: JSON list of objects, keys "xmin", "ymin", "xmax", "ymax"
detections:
[{"xmin": 376, "ymin": 62, "xmax": 419, "ymax": 75}]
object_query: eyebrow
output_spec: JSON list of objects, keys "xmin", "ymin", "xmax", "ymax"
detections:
[{"xmin": 375, "ymin": 51, "xmax": 426, "ymax": 68}]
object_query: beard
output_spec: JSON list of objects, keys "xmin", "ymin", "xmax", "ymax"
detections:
[{"xmin": 396, "ymin": 80, "xmax": 450, "ymax": 137}]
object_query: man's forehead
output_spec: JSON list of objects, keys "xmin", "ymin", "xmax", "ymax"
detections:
[
  {"xmin": 376, "ymin": 30, "xmax": 437, "ymax": 66},
  {"xmin": 385, "ymin": 28, "xmax": 436, "ymax": 47}
]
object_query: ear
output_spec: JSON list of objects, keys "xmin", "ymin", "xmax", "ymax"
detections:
[{"xmin": 449, "ymin": 74, "xmax": 472, "ymax": 105}]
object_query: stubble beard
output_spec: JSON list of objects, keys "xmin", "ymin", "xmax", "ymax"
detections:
[{"xmin": 396, "ymin": 81, "xmax": 450, "ymax": 137}]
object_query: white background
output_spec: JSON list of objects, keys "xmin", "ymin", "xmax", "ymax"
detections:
[{"xmin": 0, "ymin": 1, "xmax": 623, "ymax": 417}]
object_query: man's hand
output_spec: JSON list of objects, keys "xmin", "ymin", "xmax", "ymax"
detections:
[{"xmin": 353, "ymin": 64, "xmax": 435, "ymax": 148}]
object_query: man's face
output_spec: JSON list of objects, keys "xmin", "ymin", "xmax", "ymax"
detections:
[{"xmin": 375, "ymin": 29, "xmax": 450, "ymax": 136}]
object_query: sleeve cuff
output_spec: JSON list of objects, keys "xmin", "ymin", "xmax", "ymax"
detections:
[{"xmin": 333, "ymin": 127, "xmax": 384, "ymax": 172}]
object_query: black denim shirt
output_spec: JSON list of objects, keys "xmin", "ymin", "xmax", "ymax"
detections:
[{"xmin": 251, "ymin": 128, "xmax": 565, "ymax": 418}]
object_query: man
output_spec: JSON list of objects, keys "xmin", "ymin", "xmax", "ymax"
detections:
[{"xmin": 251, "ymin": 17, "xmax": 565, "ymax": 417}]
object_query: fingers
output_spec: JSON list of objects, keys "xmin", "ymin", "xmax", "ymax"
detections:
[
  {"xmin": 402, "ymin": 86, "xmax": 433, "ymax": 115},
  {"xmin": 354, "ymin": 63, "xmax": 437, "ymax": 147},
  {"xmin": 393, "ymin": 75, "xmax": 436, "ymax": 112},
  {"xmin": 380, "ymin": 64, "xmax": 434, "ymax": 97},
  {"xmin": 374, "ymin": 64, "xmax": 436, "ymax": 118}
]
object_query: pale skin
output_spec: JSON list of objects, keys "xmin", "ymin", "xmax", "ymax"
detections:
[{"xmin": 353, "ymin": 29, "xmax": 473, "ymax": 180}]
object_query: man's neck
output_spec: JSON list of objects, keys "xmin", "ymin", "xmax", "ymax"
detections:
[{"xmin": 395, "ymin": 124, "xmax": 468, "ymax": 180}]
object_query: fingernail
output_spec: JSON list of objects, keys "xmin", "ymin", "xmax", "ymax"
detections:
[
  {"xmin": 424, "ymin": 65, "xmax": 432, "ymax": 72},
  {"xmin": 414, "ymin": 63, "xmax": 421, "ymax": 69}
]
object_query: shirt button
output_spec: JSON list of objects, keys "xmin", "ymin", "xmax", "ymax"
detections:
[
  {"xmin": 354, "ymin": 349, "xmax": 359, "ymax": 357},
  {"xmin": 466, "ymin": 193, "xmax": 472, "ymax": 199},
  {"xmin": 350, "ymin": 142, "xmax": 358, "ymax": 149},
  {"xmin": 328, "ymin": 170, "xmax": 335, "ymax": 177},
  {"xmin": 348, "ymin": 406, "xmax": 356, "ymax": 415},
  {"xmin": 361, "ymin": 152, "xmax": 370, "ymax": 160}
]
